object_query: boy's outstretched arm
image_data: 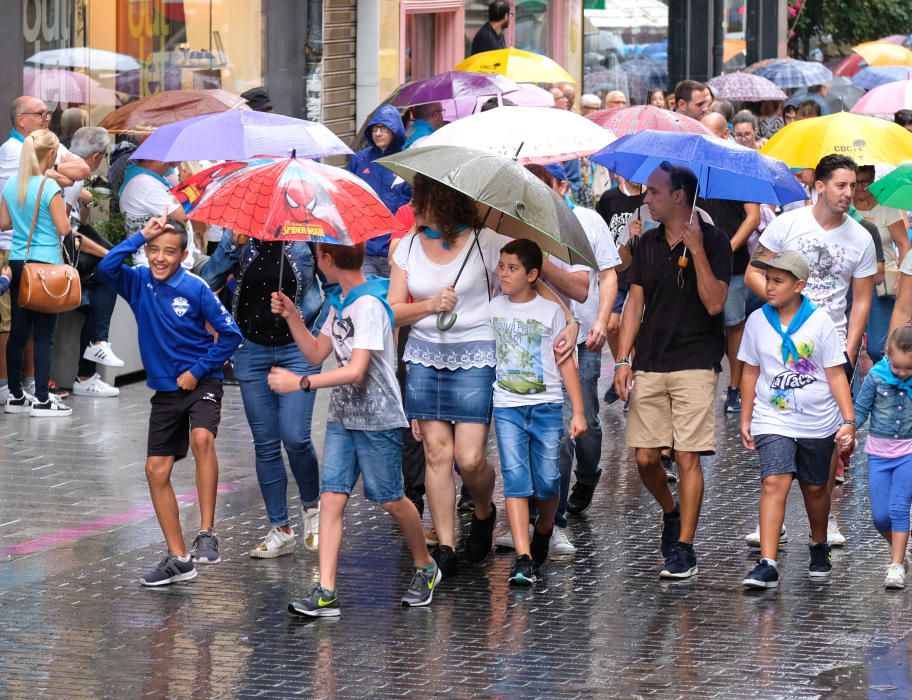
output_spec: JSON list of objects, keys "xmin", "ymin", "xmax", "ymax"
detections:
[
  {"xmin": 269, "ymin": 348, "xmax": 371, "ymax": 394},
  {"xmin": 271, "ymin": 291, "xmax": 333, "ymax": 366}
]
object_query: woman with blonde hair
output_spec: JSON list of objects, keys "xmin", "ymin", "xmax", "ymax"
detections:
[{"xmin": 0, "ymin": 128, "xmax": 73, "ymax": 416}]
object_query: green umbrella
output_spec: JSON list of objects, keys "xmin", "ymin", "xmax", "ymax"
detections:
[
  {"xmin": 869, "ymin": 164, "xmax": 912, "ymax": 210},
  {"xmin": 375, "ymin": 145, "xmax": 597, "ymax": 269}
]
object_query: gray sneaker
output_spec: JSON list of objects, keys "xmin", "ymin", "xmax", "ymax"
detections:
[
  {"xmin": 190, "ymin": 530, "xmax": 221, "ymax": 564},
  {"xmin": 400, "ymin": 564, "xmax": 442, "ymax": 607},
  {"xmin": 140, "ymin": 553, "xmax": 197, "ymax": 586}
]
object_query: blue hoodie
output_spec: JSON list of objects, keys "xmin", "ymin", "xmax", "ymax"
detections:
[
  {"xmin": 98, "ymin": 231, "xmax": 244, "ymax": 391},
  {"xmin": 348, "ymin": 104, "xmax": 412, "ymax": 257}
]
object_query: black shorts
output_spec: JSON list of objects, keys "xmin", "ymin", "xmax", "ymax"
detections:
[{"xmin": 147, "ymin": 378, "xmax": 224, "ymax": 461}]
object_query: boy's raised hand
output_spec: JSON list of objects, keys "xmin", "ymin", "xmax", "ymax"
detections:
[
  {"xmin": 270, "ymin": 291, "xmax": 296, "ymax": 319},
  {"xmin": 141, "ymin": 213, "xmax": 173, "ymax": 241},
  {"xmin": 268, "ymin": 366, "xmax": 302, "ymax": 394}
]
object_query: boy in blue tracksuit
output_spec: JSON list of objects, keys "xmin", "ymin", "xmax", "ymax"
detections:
[
  {"xmin": 346, "ymin": 104, "xmax": 411, "ymax": 276},
  {"xmin": 98, "ymin": 215, "xmax": 243, "ymax": 587}
]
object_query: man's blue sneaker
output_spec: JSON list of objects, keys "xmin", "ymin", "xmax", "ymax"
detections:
[
  {"xmin": 289, "ymin": 585, "xmax": 341, "ymax": 618},
  {"xmin": 724, "ymin": 386, "xmax": 742, "ymax": 414},
  {"xmin": 743, "ymin": 558, "xmax": 780, "ymax": 589},
  {"xmin": 660, "ymin": 542, "xmax": 698, "ymax": 579},
  {"xmin": 809, "ymin": 542, "xmax": 832, "ymax": 579}
]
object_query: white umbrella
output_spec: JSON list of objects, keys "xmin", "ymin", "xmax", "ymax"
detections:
[
  {"xmin": 26, "ymin": 47, "xmax": 140, "ymax": 73},
  {"xmin": 419, "ymin": 106, "xmax": 615, "ymax": 164}
]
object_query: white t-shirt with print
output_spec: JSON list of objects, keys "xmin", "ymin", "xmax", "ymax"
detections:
[
  {"xmin": 490, "ymin": 293, "xmax": 566, "ymax": 408},
  {"xmin": 119, "ymin": 172, "xmax": 198, "ymax": 269},
  {"xmin": 319, "ymin": 295, "xmax": 408, "ymax": 431},
  {"xmin": 758, "ymin": 206, "xmax": 877, "ymax": 345},
  {"xmin": 738, "ymin": 306, "xmax": 845, "ymax": 439}
]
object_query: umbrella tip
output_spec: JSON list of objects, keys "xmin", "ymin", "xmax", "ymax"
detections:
[
  {"xmin": 291, "ymin": 148, "xmax": 296, "ymax": 159},
  {"xmin": 513, "ymin": 141, "xmax": 524, "ymax": 160}
]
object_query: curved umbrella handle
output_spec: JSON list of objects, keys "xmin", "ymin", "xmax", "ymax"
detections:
[{"xmin": 436, "ymin": 310, "xmax": 458, "ymax": 331}]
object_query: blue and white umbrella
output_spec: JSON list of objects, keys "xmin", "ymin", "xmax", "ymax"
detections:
[
  {"xmin": 852, "ymin": 65, "xmax": 912, "ymax": 90},
  {"xmin": 752, "ymin": 59, "xmax": 832, "ymax": 89}
]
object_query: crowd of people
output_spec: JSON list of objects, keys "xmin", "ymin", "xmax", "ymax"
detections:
[{"xmin": 3, "ymin": 59, "xmax": 912, "ymax": 617}]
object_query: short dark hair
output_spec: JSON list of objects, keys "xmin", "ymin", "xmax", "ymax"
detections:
[
  {"xmin": 524, "ymin": 163, "xmax": 556, "ymax": 188},
  {"xmin": 480, "ymin": 96, "xmax": 516, "ymax": 112},
  {"xmin": 783, "ymin": 103, "xmax": 797, "ymax": 116},
  {"xmin": 489, "ymin": 1, "xmax": 510, "ymax": 21},
  {"xmin": 674, "ymin": 80, "xmax": 706, "ymax": 106},
  {"xmin": 658, "ymin": 161, "xmax": 698, "ymax": 208},
  {"xmin": 890, "ymin": 326, "xmax": 912, "ymax": 354},
  {"xmin": 856, "ymin": 164, "xmax": 875, "ymax": 181},
  {"xmin": 161, "ymin": 219, "xmax": 188, "ymax": 250},
  {"xmin": 895, "ymin": 109, "xmax": 912, "ymax": 127},
  {"xmin": 317, "ymin": 242, "xmax": 365, "ymax": 270},
  {"xmin": 711, "ymin": 99, "xmax": 734, "ymax": 122},
  {"xmin": 501, "ymin": 238, "xmax": 543, "ymax": 278},
  {"xmin": 814, "ymin": 154, "xmax": 857, "ymax": 184},
  {"xmin": 796, "ymin": 99, "xmax": 822, "ymax": 119},
  {"xmin": 732, "ymin": 110, "xmax": 759, "ymax": 130}
]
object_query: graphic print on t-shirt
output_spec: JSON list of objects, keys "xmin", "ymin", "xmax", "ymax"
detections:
[
  {"xmin": 795, "ymin": 238, "xmax": 848, "ymax": 314},
  {"xmin": 493, "ymin": 316, "xmax": 545, "ymax": 395},
  {"xmin": 769, "ymin": 340, "xmax": 818, "ymax": 411}
]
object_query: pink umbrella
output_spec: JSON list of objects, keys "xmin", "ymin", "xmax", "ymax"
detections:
[
  {"xmin": 586, "ymin": 105, "xmax": 715, "ymax": 137},
  {"xmin": 851, "ymin": 80, "xmax": 912, "ymax": 118},
  {"xmin": 441, "ymin": 83, "xmax": 554, "ymax": 122},
  {"xmin": 23, "ymin": 66, "xmax": 120, "ymax": 106}
]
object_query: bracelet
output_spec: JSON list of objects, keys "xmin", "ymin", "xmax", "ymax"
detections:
[
  {"xmin": 840, "ymin": 419, "xmax": 856, "ymax": 426},
  {"xmin": 615, "ymin": 358, "xmax": 631, "ymax": 368},
  {"xmin": 299, "ymin": 375, "xmax": 311, "ymax": 392}
]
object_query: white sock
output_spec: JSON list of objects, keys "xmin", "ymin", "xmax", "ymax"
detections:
[
  {"xmin": 763, "ymin": 558, "xmax": 778, "ymax": 569},
  {"xmin": 176, "ymin": 554, "xmax": 191, "ymax": 562}
]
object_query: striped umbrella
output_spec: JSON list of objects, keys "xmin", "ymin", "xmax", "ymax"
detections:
[
  {"xmin": 707, "ymin": 72, "xmax": 786, "ymax": 102},
  {"xmin": 586, "ymin": 105, "xmax": 714, "ymax": 137},
  {"xmin": 750, "ymin": 59, "xmax": 832, "ymax": 89},
  {"xmin": 852, "ymin": 66, "xmax": 911, "ymax": 90}
]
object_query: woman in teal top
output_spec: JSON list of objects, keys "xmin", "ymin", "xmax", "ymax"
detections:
[{"xmin": 0, "ymin": 128, "xmax": 73, "ymax": 416}]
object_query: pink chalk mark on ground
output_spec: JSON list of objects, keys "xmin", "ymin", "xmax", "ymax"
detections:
[{"xmin": 0, "ymin": 482, "xmax": 242, "ymax": 556}]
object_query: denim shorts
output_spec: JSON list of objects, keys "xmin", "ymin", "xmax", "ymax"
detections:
[
  {"xmin": 493, "ymin": 403, "xmax": 563, "ymax": 499},
  {"xmin": 723, "ymin": 273, "xmax": 747, "ymax": 327},
  {"xmin": 320, "ymin": 422, "xmax": 405, "ymax": 503},
  {"xmin": 405, "ymin": 363, "xmax": 494, "ymax": 423},
  {"xmin": 755, "ymin": 433, "xmax": 836, "ymax": 485},
  {"xmin": 612, "ymin": 287, "xmax": 628, "ymax": 315}
]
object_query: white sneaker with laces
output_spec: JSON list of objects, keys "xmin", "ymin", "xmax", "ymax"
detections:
[
  {"xmin": 885, "ymin": 563, "xmax": 906, "ymax": 589},
  {"xmin": 82, "ymin": 341, "xmax": 125, "ymax": 368},
  {"xmin": 31, "ymin": 393, "xmax": 72, "ymax": 418},
  {"xmin": 249, "ymin": 527, "xmax": 296, "ymax": 558},
  {"xmin": 301, "ymin": 505, "xmax": 320, "ymax": 551},
  {"xmin": 744, "ymin": 525, "xmax": 789, "ymax": 548},
  {"xmin": 494, "ymin": 524, "xmax": 534, "ymax": 550},
  {"xmin": 4, "ymin": 389, "xmax": 35, "ymax": 413},
  {"xmin": 72, "ymin": 373, "xmax": 120, "ymax": 397},
  {"xmin": 550, "ymin": 526, "xmax": 577, "ymax": 558},
  {"xmin": 827, "ymin": 515, "xmax": 846, "ymax": 547}
]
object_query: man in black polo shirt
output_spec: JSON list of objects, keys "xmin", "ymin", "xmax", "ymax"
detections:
[
  {"xmin": 470, "ymin": 1, "xmax": 510, "ymax": 56},
  {"xmin": 614, "ymin": 163, "xmax": 732, "ymax": 580}
]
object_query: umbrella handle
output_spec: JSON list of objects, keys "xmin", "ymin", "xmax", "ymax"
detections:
[{"xmin": 437, "ymin": 310, "xmax": 458, "ymax": 331}]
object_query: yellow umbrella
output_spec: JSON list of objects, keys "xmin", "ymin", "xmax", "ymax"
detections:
[
  {"xmin": 455, "ymin": 48, "xmax": 574, "ymax": 84},
  {"xmin": 852, "ymin": 41, "xmax": 912, "ymax": 67},
  {"xmin": 760, "ymin": 112, "xmax": 912, "ymax": 169}
]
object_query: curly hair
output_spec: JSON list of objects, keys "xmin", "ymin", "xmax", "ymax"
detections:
[{"xmin": 411, "ymin": 174, "xmax": 480, "ymax": 247}]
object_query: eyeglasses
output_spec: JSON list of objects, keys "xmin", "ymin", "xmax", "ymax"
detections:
[
  {"xmin": 22, "ymin": 110, "xmax": 50, "ymax": 119},
  {"xmin": 733, "ymin": 132, "xmax": 756, "ymax": 141}
]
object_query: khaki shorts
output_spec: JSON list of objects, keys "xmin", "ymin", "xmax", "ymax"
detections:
[
  {"xmin": 0, "ymin": 249, "xmax": 10, "ymax": 333},
  {"xmin": 626, "ymin": 369, "xmax": 719, "ymax": 454}
]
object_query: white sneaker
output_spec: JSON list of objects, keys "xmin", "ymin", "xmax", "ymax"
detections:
[
  {"xmin": 30, "ymin": 394, "xmax": 72, "ymax": 418},
  {"xmin": 82, "ymin": 341, "xmax": 125, "ymax": 368},
  {"xmin": 0, "ymin": 384, "xmax": 9, "ymax": 403},
  {"xmin": 72, "ymin": 373, "xmax": 120, "ymax": 397},
  {"xmin": 301, "ymin": 505, "xmax": 319, "ymax": 551},
  {"xmin": 550, "ymin": 526, "xmax": 577, "ymax": 558},
  {"xmin": 5, "ymin": 390, "xmax": 36, "ymax": 413},
  {"xmin": 885, "ymin": 563, "xmax": 906, "ymax": 589},
  {"xmin": 827, "ymin": 515, "xmax": 846, "ymax": 547},
  {"xmin": 744, "ymin": 525, "xmax": 789, "ymax": 548},
  {"xmin": 22, "ymin": 378, "xmax": 35, "ymax": 395},
  {"xmin": 249, "ymin": 527, "xmax": 296, "ymax": 558},
  {"xmin": 494, "ymin": 524, "xmax": 534, "ymax": 550}
]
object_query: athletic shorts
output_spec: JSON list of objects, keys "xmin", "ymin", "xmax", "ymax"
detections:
[{"xmin": 147, "ymin": 378, "xmax": 223, "ymax": 461}]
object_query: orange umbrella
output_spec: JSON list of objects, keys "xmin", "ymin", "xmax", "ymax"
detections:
[
  {"xmin": 723, "ymin": 39, "xmax": 746, "ymax": 64},
  {"xmin": 99, "ymin": 89, "xmax": 249, "ymax": 135},
  {"xmin": 852, "ymin": 41, "xmax": 912, "ymax": 67}
]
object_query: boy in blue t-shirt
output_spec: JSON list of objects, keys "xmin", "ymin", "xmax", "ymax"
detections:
[
  {"xmin": 98, "ymin": 215, "xmax": 243, "ymax": 587},
  {"xmin": 490, "ymin": 239, "xmax": 587, "ymax": 586}
]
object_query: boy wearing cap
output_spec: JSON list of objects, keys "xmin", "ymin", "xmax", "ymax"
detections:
[{"xmin": 738, "ymin": 251, "xmax": 856, "ymax": 589}]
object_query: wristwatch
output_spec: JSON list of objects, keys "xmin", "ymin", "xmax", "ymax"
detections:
[{"xmin": 299, "ymin": 376, "xmax": 312, "ymax": 392}]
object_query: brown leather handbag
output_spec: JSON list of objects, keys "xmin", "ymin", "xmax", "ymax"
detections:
[{"xmin": 18, "ymin": 177, "xmax": 82, "ymax": 313}]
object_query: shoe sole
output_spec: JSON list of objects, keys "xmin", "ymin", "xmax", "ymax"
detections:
[
  {"xmin": 566, "ymin": 502, "xmax": 592, "ymax": 515},
  {"xmin": 808, "ymin": 569, "xmax": 832, "ymax": 580},
  {"xmin": 192, "ymin": 555, "xmax": 221, "ymax": 564},
  {"xmin": 303, "ymin": 538, "xmax": 319, "ymax": 552},
  {"xmin": 72, "ymin": 389, "xmax": 120, "ymax": 397},
  {"xmin": 249, "ymin": 543, "xmax": 296, "ymax": 559},
  {"xmin": 288, "ymin": 602, "xmax": 340, "ymax": 617},
  {"xmin": 509, "ymin": 573, "xmax": 536, "ymax": 586},
  {"xmin": 660, "ymin": 565, "xmax": 698, "ymax": 579},
  {"xmin": 5, "ymin": 404, "xmax": 33, "ymax": 414},
  {"xmin": 140, "ymin": 568, "xmax": 197, "ymax": 586},
  {"xmin": 885, "ymin": 581, "xmax": 906, "ymax": 590},
  {"xmin": 745, "ymin": 535, "xmax": 789, "ymax": 548},
  {"xmin": 30, "ymin": 410, "xmax": 73, "ymax": 418},
  {"xmin": 743, "ymin": 578, "xmax": 779, "ymax": 589},
  {"xmin": 401, "ymin": 568, "xmax": 443, "ymax": 607}
]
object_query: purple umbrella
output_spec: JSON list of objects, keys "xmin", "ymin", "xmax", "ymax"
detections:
[
  {"xmin": 389, "ymin": 71, "xmax": 518, "ymax": 120},
  {"xmin": 707, "ymin": 72, "xmax": 786, "ymax": 102},
  {"xmin": 130, "ymin": 110, "xmax": 353, "ymax": 162}
]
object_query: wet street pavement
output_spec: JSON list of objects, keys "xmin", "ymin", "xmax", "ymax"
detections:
[{"xmin": 2, "ymin": 359, "xmax": 912, "ymax": 699}]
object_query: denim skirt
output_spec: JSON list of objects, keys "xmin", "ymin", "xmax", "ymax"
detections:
[{"xmin": 405, "ymin": 362, "xmax": 494, "ymax": 424}]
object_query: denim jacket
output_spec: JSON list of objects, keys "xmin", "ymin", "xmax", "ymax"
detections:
[{"xmin": 854, "ymin": 372, "xmax": 912, "ymax": 439}]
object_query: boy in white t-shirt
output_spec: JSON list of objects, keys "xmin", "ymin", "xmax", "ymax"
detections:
[
  {"xmin": 268, "ymin": 242, "xmax": 439, "ymax": 616},
  {"xmin": 738, "ymin": 251, "xmax": 856, "ymax": 589},
  {"xmin": 490, "ymin": 239, "xmax": 586, "ymax": 587}
]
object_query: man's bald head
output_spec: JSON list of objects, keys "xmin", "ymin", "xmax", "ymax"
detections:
[
  {"xmin": 701, "ymin": 112, "xmax": 729, "ymax": 140},
  {"xmin": 10, "ymin": 95, "xmax": 50, "ymax": 135},
  {"xmin": 555, "ymin": 82, "xmax": 575, "ymax": 110},
  {"xmin": 549, "ymin": 86, "xmax": 569, "ymax": 110},
  {"xmin": 605, "ymin": 90, "xmax": 628, "ymax": 109}
]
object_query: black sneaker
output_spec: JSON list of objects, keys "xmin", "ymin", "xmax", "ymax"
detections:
[
  {"xmin": 660, "ymin": 542, "xmax": 698, "ymax": 579},
  {"xmin": 567, "ymin": 482, "xmax": 596, "ymax": 515},
  {"xmin": 724, "ymin": 386, "xmax": 742, "ymax": 414},
  {"xmin": 529, "ymin": 525, "xmax": 553, "ymax": 566},
  {"xmin": 288, "ymin": 584, "xmax": 340, "ymax": 618},
  {"xmin": 401, "ymin": 564, "xmax": 442, "ymax": 607},
  {"xmin": 432, "ymin": 544, "xmax": 459, "ymax": 579},
  {"xmin": 808, "ymin": 542, "xmax": 832, "ymax": 579},
  {"xmin": 509, "ymin": 554, "xmax": 537, "ymax": 587},
  {"xmin": 603, "ymin": 384, "xmax": 619, "ymax": 404},
  {"xmin": 464, "ymin": 503, "xmax": 496, "ymax": 563},
  {"xmin": 140, "ymin": 553, "xmax": 197, "ymax": 587},
  {"xmin": 5, "ymin": 391, "xmax": 36, "ymax": 414},
  {"xmin": 660, "ymin": 507, "xmax": 681, "ymax": 558},
  {"xmin": 190, "ymin": 530, "xmax": 221, "ymax": 564},
  {"xmin": 457, "ymin": 485, "xmax": 475, "ymax": 512},
  {"xmin": 743, "ymin": 558, "xmax": 780, "ymax": 589},
  {"xmin": 661, "ymin": 454, "xmax": 677, "ymax": 483}
]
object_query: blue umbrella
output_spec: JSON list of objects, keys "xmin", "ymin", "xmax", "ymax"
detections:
[
  {"xmin": 589, "ymin": 130, "xmax": 806, "ymax": 206},
  {"xmin": 619, "ymin": 58, "xmax": 667, "ymax": 88},
  {"xmin": 852, "ymin": 65, "xmax": 911, "ymax": 90},
  {"xmin": 753, "ymin": 59, "xmax": 832, "ymax": 89}
]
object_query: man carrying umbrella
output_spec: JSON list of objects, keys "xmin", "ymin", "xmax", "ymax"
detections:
[{"xmin": 614, "ymin": 163, "xmax": 732, "ymax": 580}]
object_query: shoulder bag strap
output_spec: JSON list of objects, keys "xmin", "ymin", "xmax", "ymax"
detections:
[{"xmin": 22, "ymin": 177, "xmax": 49, "ymax": 263}]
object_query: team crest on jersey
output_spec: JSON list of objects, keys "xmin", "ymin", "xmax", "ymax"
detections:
[{"xmin": 172, "ymin": 296, "xmax": 190, "ymax": 317}]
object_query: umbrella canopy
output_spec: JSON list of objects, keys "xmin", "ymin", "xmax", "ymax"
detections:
[
  {"xmin": 868, "ymin": 164, "xmax": 912, "ymax": 210},
  {"xmin": 22, "ymin": 67, "xmax": 120, "ymax": 106},
  {"xmin": 187, "ymin": 156, "xmax": 404, "ymax": 244},
  {"xmin": 853, "ymin": 42, "xmax": 912, "ymax": 68},
  {"xmin": 389, "ymin": 71, "xmax": 517, "ymax": 108},
  {"xmin": 723, "ymin": 39, "xmax": 746, "ymax": 64},
  {"xmin": 852, "ymin": 66, "xmax": 912, "ymax": 90},
  {"xmin": 851, "ymin": 80, "xmax": 912, "ymax": 119},
  {"xmin": 99, "ymin": 89, "xmax": 250, "ymax": 135},
  {"xmin": 25, "ymin": 47, "xmax": 140, "ymax": 73},
  {"xmin": 376, "ymin": 145, "xmax": 597, "ymax": 268},
  {"xmin": 760, "ymin": 112, "xmax": 912, "ymax": 169},
  {"xmin": 418, "ymin": 106, "xmax": 614, "ymax": 164},
  {"xmin": 440, "ymin": 83, "xmax": 556, "ymax": 122},
  {"xmin": 455, "ymin": 48, "xmax": 575, "ymax": 84},
  {"xmin": 590, "ymin": 131, "xmax": 806, "ymax": 206},
  {"xmin": 586, "ymin": 105, "xmax": 714, "ymax": 137},
  {"xmin": 706, "ymin": 72, "xmax": 786, "ymax": 102},
  {"xmin": 826, "ymin": 78, "xmax": 865, "ymax": 110},
  {"xmin": 618, "ymin": 58, "xmax": 667, "ymax": 88},
  {"xmin": 750, "ymin": 59, "xmax": 832, "ymax": 89},
  {"xmin": 833, "ymin": 53, "xmax": 866, "ymax": 79},
  {"xmin": 130, "ymin": 110, "xmax": 352, "ymax": 162}
]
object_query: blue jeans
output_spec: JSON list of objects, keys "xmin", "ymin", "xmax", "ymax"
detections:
[
  {"xmin": 321, "ymin": 423, "xmax": 404, "ymax": 503},
  {"xmin": 77, "ymin": 279, "xmax": 118, "ymax": 377},
  {"xmin": 866, "ymin": 291, "xmax": 895, "ymax": 363},
  {"xmin": 7, "ymin": 260, "xmax": 57, "ymax": 402},
  {"xmin": 493, "ymin": 403, "xmax": 563, "ymax": 499},
  {"xmin": 234, "ymin": 340, "xmax": 321, "ymax": 527}
]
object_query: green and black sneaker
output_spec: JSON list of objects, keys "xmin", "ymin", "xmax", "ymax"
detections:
[
  {"xmin": 288, "ymin": 585, "xmax": 340, "ymax": 618},
  {"xmin": 509, "ymin": 554, "xmax": 537, "ymax": 587},
  {"xmin": 401, "ymin": 563, "xmax": 442, "ymax": 607}
]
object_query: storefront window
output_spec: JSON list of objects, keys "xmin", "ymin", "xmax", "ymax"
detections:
[
  {"xmin": 22, "ymin": 0, "xmax": 264, "ymax": 125},
  {"xmin": 514, "ymin": 1, "xmax": 553, "ymax": 55},
  {"xmin": 723, "ymin": 0, "xmax": 747, "ymax": 71}
]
